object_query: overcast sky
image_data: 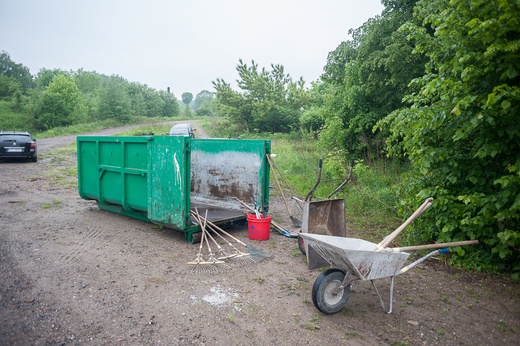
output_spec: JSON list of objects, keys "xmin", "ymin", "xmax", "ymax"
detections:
[{"xmin": 1, "ymin": 0, "xmax": 384, "ymax": 97}]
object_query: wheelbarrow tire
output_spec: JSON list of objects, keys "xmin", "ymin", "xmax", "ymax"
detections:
[{"xmin": 312, "ymin": 269, "xmax": 350, "ymax": 314}]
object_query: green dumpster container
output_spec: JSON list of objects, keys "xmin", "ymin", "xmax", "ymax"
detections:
[{"xmin": 77, "ymin": 135, "xmax": 270, "ymax": 243}]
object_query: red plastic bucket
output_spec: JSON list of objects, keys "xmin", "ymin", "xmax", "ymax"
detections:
[{"xmin": 246, "ymin": 212, "xmax": 271, "ymax": 241}]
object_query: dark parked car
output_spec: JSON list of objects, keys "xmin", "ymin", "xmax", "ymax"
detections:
[
  {"xmin": 168, "ymin": 123, "xmax": 195, "ymax": 138},
  {"xmin": 0, "ymin": 131, "xmax": 38, "ymax": 162}
]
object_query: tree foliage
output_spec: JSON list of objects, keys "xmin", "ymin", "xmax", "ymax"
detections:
[
  {"xmin": 0, "ymin": 53, "xmax": 181, "ymax": 131},
  {"xmin": 181, "ymin": 92, "xmax": 193, "ymax": 106},
  {"xmin": 159, "ymin": 90, "xmax": 180, "ymax": 117},
  {"xmin": 299, "ymin": 82, "xmax": 333, "ymax": 134},
  {"xmin": 384, "ymin": 0, "xmax": 520, "ymax": 274},
  {"xmin": 213, "ymin": 59, "xmax": 307, "ymax": 133},
  {"xmin": 193, "ymin": 90, "xmax": 215, "ymax": 116},
  {"xmin": 36, "ymin": 74, "xmax": 87, "ymax": 129},
  {"xmin": 319, "ymin": 0, "xmax": 425, "ymax": 161},
  {"xmin": 0, "ymin": 51, "xmax": 33, "ymax": 97},
  {"xmin": 34, "ymin": 68, "xmax": 68, "ymax": 90},
  {"xmin": 98, "ymin": 76, "xmax": 132, "ymax": 122}
]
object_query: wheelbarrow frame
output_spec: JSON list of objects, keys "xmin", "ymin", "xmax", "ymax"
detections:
[{"xmin": 301, "ymin": 233, "xmax": 477, "ymax": 314}]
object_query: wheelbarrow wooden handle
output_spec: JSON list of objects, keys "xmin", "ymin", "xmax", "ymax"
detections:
[
  {"xmin": 305, "ymin": 158, "xmax": 323, "ymax": 202},
  {"xmin": 384, "ymin": 240, "xmax": 479, "ymax": 252},
  {"xmin": 375, "ymin": 197, "xmax": 434, "ymax": 251}
]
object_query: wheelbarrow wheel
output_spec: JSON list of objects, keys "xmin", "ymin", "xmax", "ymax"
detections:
[{"xmin": 312, "ymin": 268, "xmax": 351, "ymax": 314}]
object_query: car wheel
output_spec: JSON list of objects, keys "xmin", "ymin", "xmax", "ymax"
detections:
[{"xmin": 31, "ymin": 156, "xmax": 37, "ymax": 162}]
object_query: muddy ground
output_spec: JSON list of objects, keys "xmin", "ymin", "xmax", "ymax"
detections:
[{"xmin": 0, "ymin": 122, "xmax": 519, "ymax": 345}]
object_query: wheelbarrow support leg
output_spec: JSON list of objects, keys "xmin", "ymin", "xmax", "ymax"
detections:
[
  {"xmin": 373, "ymin": 249, "xmax": 443, "ymax": 314},
  {"xmin": 371, "ymin": 276, "xmax": 396, "ymax": 314}
]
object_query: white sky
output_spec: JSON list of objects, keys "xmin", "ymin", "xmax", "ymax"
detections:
[{"xmin": 0, "ymin": 0, "xmax": 384, "ymax": 97}]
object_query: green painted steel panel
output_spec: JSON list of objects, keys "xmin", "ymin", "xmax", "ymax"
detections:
[
  {"xmin": 77, "ymin": 135, "xmax": 152, "ymax": 212},
  {"xmin": 148, "ymin": 135, "xmax": 190, "ymax": 227},
  {"xmin": 77, "ymin": 135, "xmax": 270, "ymax": 240},
  {"xmin": 77, "ymin": 140, "xmax": 99, "ymax": 200}
]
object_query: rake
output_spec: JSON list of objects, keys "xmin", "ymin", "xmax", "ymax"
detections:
[
  {"xmin": 206, "ymin": 222, "xmax": 258, "ymax": 267},
  {"xmin": 266, "ymin": 154, "xmax": 302, "ymax": 227},
  {"xmin": 186, "ymin": 209, "xmax": 228, "ymax": 274},
  {"xmin": 190, "ymin": 210, "xmax": 238, "ymax": 261},
  {"xmin": 202, "ymin": 215, "xmax": 272, "ymax": 263}
]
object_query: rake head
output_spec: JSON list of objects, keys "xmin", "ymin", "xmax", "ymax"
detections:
[
  {"xmin": 185, "ymin": 262, "xmax": 233, "ymax": 275},
  {"xmin": 246, "ymin": 245, "xmax": 272, "ymax": 262}
]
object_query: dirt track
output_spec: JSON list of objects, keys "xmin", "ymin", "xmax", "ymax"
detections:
[{"xmin": 0, "ymin": 122, "xmax": 519, "ymax": 345}]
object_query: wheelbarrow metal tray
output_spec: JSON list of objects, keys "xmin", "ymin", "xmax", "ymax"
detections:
[
  {"xmin": 300, "ymin": 233, "xmax": 410, "ymax": 281},
  {"xmin": 301, "ymin": 198, "xmax": 346, "ymax": 237}
]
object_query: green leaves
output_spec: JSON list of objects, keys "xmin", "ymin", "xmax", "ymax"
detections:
[
  {"xmin": 386, "ymin": 0, "xmax": 520, "ymax": 275},
  {"xmin": 319, "ymin": 1, "xmax": 427, "ymax": 161},
  {"xmin": 36, "ymin": 74, "xmax": 87, "ymax": 130},
  {"xmin": 213, "ymin": 60, "xmax": 307, "ymax": 133}
]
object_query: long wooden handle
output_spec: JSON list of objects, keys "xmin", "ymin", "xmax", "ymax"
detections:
[
  {"xmin": 202, "ymin": 214, "xmax": 247, "ymax": 247},
  {"xmin": 266, "ymin": 154, "xmax": 291, "ymax": 217},
  {"xmin": 191, "ymin": 210, "xmax": 244, "ymax": 253},
  {"xmin": 375, "ymin": 197, "xmax": 433, "ymax": 250},
  {"xmin": 192, "ymin": 210, "xmax": 220, "ymax": 250},
  {"xmin": 385, "ymin": 240, "xmax": 479, "ymax": 252},
  {"xmin": 267, "ymin": 154, "xmax": 300, "ymax": 209}
]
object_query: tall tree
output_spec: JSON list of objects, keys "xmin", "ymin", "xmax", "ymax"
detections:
[
  {"xmin": 319, "ymin": 0, "xmax": 424, "ymax": 161},
  {"xmin": 73, "ymin": 69, "xmax": 102, "ymax": 118},
  {"xmin": 193, "ymin": 90, "xmax": 214, "ymax": 116},
  {"xmin": 98, "ymin": 76, "xmax": 131, "ymax": 121},
  {"xmin": 384, "ymin": 0, "xmax": 520, "ymax": 274},
  {"xmin": 0, "ymin": 51, "xmax": 33, "ymax": 92},
  {"xmin": 159, "ymin": 90, "xmax": 180, "ymax": 117},
  {"xmin": 213, "ymin": 59, "xmax": 307, "ymax": 133},
  {"xmin": 36, "ymin": 74, "xmax": 86, "ymax": 129},
  {"xmin": 181, "ymin": 92, "xmax": 193, "ymax": 107}
]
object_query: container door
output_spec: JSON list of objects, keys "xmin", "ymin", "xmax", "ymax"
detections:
[
  {"xmin": 148, "ymin": 136, "xmax": 191, "ymax": 229},
  {"xmin": 77, "ymin": 135, "xmax": 150, "ymax": 211}
]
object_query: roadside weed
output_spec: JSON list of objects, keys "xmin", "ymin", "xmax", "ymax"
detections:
[{"xmin": 41, "ymin": 200, "xmax": 62, "ymax": 209}]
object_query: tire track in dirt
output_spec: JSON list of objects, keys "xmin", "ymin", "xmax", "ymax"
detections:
[{"xmin": 58, "ymin": 227, "xmax": 104, "ymax": 264}]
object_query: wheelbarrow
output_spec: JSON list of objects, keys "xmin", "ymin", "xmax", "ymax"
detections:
[
  {"xmin": 295, "ymin": 158, "xmax": 355, "ymax": 257},
  {"xmin": 300, "ymin": 233, "xmax": 479, "ymax": 314}
]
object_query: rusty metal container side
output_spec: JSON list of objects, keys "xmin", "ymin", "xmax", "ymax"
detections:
[
  {"xmin": 190, "ymin": 138, "xmax": 271, "ymax": 217},
  {"xmin": 300, "ymin": 234, "xmax": 410, "ymax": 279},
  {"xmin": 301, "ymin": 198, "xmax": 346, "ymax": 237}
]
